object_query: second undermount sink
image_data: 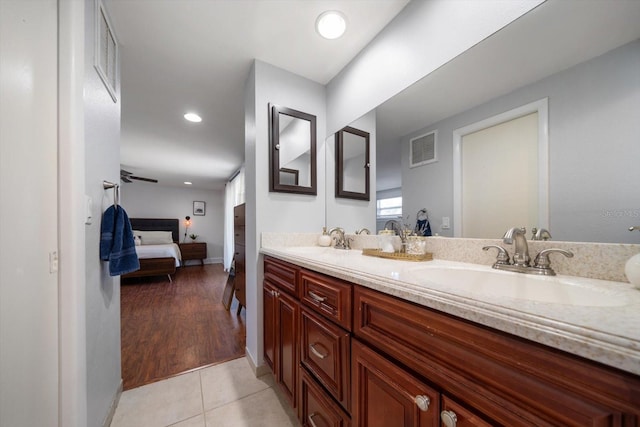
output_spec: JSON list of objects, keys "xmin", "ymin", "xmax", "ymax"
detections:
[{"xmin": 407, "ymin": 266, "xmax": 629, "ymax": 307}]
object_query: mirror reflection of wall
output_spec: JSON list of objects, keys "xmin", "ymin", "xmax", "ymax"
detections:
[
  {"xmin": 269, "ymin": 104, "xmax": 317, "ymax": 195},
  {"xmin": 395, "ymin": 39, "xmax": 640, "ymax": 244}
]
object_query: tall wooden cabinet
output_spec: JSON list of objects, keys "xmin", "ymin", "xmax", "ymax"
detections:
[{"xmin": 233, "ymin": 204, "xmax": 245, "ymax": 314}]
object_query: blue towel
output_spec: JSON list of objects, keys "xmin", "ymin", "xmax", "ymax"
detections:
[{"xmin": 100, "ymin": 205, "xmax": 140, "ymax": 276}]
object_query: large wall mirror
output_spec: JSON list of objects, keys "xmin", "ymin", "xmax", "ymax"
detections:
[
  {"xmin": 336, "ymin": 126, "xmax": 370, "ymax": 201},
  {"xmin": 269, "ymin": 104, "xmax": 316, "ymax": 195}
]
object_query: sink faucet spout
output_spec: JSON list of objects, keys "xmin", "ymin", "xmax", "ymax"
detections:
[{"xmin": 503, "ymin": 227, "xmax": 530, "ymax": 267}]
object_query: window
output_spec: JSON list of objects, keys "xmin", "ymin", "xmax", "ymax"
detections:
[{"xmin": 376, "ymin": 196, "xmax": 402, "ymax": 218}]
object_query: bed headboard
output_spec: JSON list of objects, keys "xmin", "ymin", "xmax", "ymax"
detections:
[{"xmin": 130, "ymin": 218, "xmax": 180, "ymax": 243}]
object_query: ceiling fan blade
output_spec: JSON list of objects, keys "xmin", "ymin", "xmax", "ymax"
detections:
[
  {"xmin": 120, "ymin": 169, "xmax": 133, "ymax": 176},
  {"xmin": 121, "ymin": 176, "xmax": 132, "ymax": 183},
  {"xmin": 129, "ymin": 175, "xmax": 158, "ymax": 183}
]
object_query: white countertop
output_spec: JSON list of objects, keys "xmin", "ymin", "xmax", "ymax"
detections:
[{"xmin": 260, "ymin": 245, "xmax": 640, "ymax": 376}]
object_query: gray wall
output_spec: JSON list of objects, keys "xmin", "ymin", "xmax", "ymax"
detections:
[
  {"xmin": 84, "ymin": 0, "xmax": 123, "ymax": 425},
  {"xmin": 401, "ymin": 40, "xmax": 640, "ymax": 244},
  {"xmin": 121, "ymin": 183, "xmax": 225, "ymax": 263}
]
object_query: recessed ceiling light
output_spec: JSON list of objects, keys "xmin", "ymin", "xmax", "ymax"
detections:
[
  {"xmin": 316, "ymin": 11, "xmax": 347, "ymax": 40},
  {"xmin": 184, "ymin": 113, "xmax": 202, "ymax": 123},
  {"xmin": 184, "ymin": 181, "xmax": 192, "ymax": 185}
]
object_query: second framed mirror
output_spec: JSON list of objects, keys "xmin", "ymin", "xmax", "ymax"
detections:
[
  {"xmin": 336, "ymin": 126, "xmax": 370, "ymax": 201},
  {"xmin": 269, "ymin": 104, "xmax": 317, "ymax": 195}
]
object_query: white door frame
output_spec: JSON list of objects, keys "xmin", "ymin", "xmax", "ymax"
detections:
[{"xmin": 452, "ymin": 98, "xmax": 549, "ymax": 237}]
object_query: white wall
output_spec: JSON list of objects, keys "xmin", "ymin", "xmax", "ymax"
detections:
[
  {"xmin": 245, "ymin": 60, "xmax": 327, "ymax": 368},
  {"xmin": 0, "ymin": 1, "xmax": 60, "ymax": 426},
  {"xmin": 84, "ymin": 0, "xmax": 123, "ymax": 425},
  {"xmin": 121, "ymin": 183, "xmax": 225, "ymax": 263},
  {"xmin": 326, "ymin": 0, "xmax": 544, "ymax": 135},
  {"xmin": 326, "ymin": 110, "xmax": 377, "ymax": 233},
  {"xmin": 402, "ymin": 39, "xmax": 640, "ymax": 243}
]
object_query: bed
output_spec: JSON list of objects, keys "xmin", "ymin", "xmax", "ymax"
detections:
[{"xmin": 122, "ymin": 218, "xmax": 182, "ymax": 282}]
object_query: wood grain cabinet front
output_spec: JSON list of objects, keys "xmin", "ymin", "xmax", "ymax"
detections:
[
  {"xmin": 263, "ymin": 257, "xmax": 301, "ymax": 409},
  {"xmin": 299, "ymin": 368, "xmax": 351, "ymax": 427},
  {"xmin": 179, "ymin": 242, "xmax": 206, "ymax": 265},
  {"xmin": 300, "ymin": 307, "xmax": 351, "ymax": 411},
  {"xmin": 352, "ymin": 339, "xmax": 440, "ymax": 427}
]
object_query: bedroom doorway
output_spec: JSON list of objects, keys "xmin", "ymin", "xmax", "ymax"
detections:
[{"xmin": 120, "ymin": 265, "xmax": 245, "ymax": 390}]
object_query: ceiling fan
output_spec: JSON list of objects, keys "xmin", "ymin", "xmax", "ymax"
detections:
[{"xmin": 120, "ymin": 169, "xmax": 158, "ymax": 184}]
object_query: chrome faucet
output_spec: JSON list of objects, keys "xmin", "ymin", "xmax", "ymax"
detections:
[
  {"xmin": 328, "ymin": 227, "xmax": 350, "ymax": 249},
  {"xmin": 355, "ymin": 228, "xmax": 371, "ymax": 235},
  {"xmin": 532, "ymin": 228, "xmax": 552, "ymax": 241},
  {"xmin": 502, "ymin": 227, "xmax": 530, "ymax": 267},
  {"xmin": 383, "ymin": 219, "xmax": 409, "ymax": 249},
  {"xmin": 484, "ymin": 226, "xmax": 573, "ymax": 276}
]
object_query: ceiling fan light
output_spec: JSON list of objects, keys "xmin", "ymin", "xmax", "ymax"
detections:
[
  {"xmin": 184, "ymin": 181, "xmax": 192, "ymax": 185},
  {"xmin": 316, "ymin": 11, "xmax": 347, "ymax": 40},
  {"xmin": 184, "ymin": 112, "xmax": 202, "ymax": 123}
]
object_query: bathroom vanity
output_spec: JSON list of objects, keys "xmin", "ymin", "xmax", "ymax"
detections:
[{"xmin": 261, "ymin": 246, "xmax": 640, "ymax": 427}]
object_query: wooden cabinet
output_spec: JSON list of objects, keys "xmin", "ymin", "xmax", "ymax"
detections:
[
  {"xmin": 352, "ymin": 339, "xmax": 440, "ymax": 427},
  {"xmin": 179, "ymin": 242, "xmax": 206, "ymax": 265},
  {"xmin": 264, "ymin": 256, "xmax": 640, "ymax": 426},
  {"xmin": 299, "ymin": 367, "xmax": 351, "ymax": 427},
  {"xmin": 353, "ymin": 285, "xmax": 640, "ymax": 426},
  {"xmin": 233, "ymin": 204, "xmax": 246, "ymax": 313},
  {"xmin": 263, "ymin": 257, "xmax": 301, "ymax": 408}
]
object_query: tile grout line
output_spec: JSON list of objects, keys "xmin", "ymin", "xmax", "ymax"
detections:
[{"xmin": 199, "ymin": 371, "xmax": 207, "ymax": 427}]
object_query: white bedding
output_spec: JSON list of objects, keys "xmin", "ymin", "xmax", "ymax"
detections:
[{"xmin": 135, "ymin": 243, "xmax": 182, "ymax": 267}]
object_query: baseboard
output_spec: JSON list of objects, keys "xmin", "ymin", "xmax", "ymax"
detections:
[
  {"xmin": 102, "ymin": 379, "xmax": 123, "ymax": 427},
  {"xmin": 245, "ymin": 348, "xmax": 270, "ymax": 377},
  {"xmin": 204, "ymin": 257, "xmax": 223, "ymax": 264}
]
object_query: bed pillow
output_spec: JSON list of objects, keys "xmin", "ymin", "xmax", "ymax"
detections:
[{"xmin": 133, "ymin": 230, "xmax": 174, "ymax": 245}]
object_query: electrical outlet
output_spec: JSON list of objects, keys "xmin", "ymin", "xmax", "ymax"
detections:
[
  {"xmin": 49, "ymin": 251, "xmax": 58, "ymax": 273},
  {"xmin": 442, "ymin": 217, "xmax": 450, "ymax": 229}
]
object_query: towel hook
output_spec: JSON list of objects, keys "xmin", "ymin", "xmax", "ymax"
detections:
[{"xmin": 103, "ymin": 180, "xmax": 119, "ymax": 209}]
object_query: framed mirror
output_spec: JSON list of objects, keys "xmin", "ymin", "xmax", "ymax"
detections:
[
  {"xmin": 336, "ymin": 126, "xmax": 370, "ymax": 200},
  {"xmin": 269, "ymin": 104, "xmax": 317, "ymax": 195}
]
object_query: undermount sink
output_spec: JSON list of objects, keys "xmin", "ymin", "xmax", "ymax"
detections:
[{"xmin": 407, "ymin": 267, "xmax": 629, "ymax": 307}]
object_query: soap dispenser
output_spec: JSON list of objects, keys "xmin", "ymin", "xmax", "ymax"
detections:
[
  {"xmin": 626, "ymin": 226, "xmax": 640, "ymax": 288},
  {"xmin": 318, "ymin": 227, "xmax": 332, "ymax": 247}
]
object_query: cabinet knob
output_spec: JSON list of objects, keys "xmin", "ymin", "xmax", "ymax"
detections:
[
  {"xmin": 441, "ymin": 410, "xmax": 458, "ymax": 427},
  {"xmin": 414, "ymin": 395, "xmax": 430, "ymax": 412}
]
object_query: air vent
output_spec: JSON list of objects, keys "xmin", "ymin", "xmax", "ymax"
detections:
[
  {"xmin": 94, "ymin": 0, "xmax": 118, "ymax": 102},
  {"xmin": 410, "ymin": 130, "xmax": 437, "ymax": 168}
]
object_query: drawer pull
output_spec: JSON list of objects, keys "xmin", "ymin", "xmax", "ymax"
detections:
[
  {"xmin": 309, "ymin": 343, "xmax": 328, "ymax": 359},
  {"xmin": 414, "ymin": 394, "xmax": 430, "ymax": 412},
  {"xmin": 308, "ymin": 291, "xmax": 327, "ymax": 303},
  {"xmin": 308, "ymin": 412, "xmax": 321, "ymax": 427},
  {"xmin": 441, "ymin": 410, "xmax": 458, "ymax": 427}
]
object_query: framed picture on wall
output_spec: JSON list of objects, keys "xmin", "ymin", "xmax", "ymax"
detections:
[{"xmin": 193, "ymin": 201, "xmax": 206, "ymax": 216}]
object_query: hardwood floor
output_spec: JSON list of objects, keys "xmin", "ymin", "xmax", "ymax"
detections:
[{"xmin": 120, "ymin": 264, "xmax": 245, "ymax": 390}]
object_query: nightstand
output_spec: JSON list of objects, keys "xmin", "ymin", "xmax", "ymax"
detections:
[{"xmin": 179, "ymin": 242, "xmax": 207, "ymax": 266}]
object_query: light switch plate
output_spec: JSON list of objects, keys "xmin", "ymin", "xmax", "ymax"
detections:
[
  {"xmin": 442, "ymin": 216, "xmax": 450, "ymax": 229},
  {"xmin": 85, "ymin": 195, "xmax": 93, "ymax": 224}
]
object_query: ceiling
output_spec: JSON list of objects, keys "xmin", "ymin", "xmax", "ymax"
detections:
[{"xmin": 107, "ymin": 0, "xmax": 409, "ymax": 190}]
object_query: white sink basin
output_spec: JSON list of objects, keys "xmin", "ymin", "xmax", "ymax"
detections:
[{"xmin": 407, "ymin": 267, "xmax": 628, "ymax": 307}]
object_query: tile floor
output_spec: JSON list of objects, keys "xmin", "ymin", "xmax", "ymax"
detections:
[{"xmin": 111, "ymin": 357, "xmax": 299, "ymax": 427}]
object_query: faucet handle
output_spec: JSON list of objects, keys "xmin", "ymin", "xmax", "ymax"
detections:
[
  {"xmin": 482, "ymin": 245, "xmax": 510, "ymax": 266},
  {"xmin": 533, "ymin": 248, "xmax": 574, "ymax": 275}
]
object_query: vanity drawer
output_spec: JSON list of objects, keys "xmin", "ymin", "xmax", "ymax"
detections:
[
  {"xmin": 300, "ymin": 307, "xmax": 350, "ymax": 411},
  {"xmin": 300, "ymin": 269, "xmax": 352, "ymax": 331},
  {"xmin": 264, "ymin": 256, "xmax": 300, "ymax": 297},
  {"xmin": 299, "ymin": 368, "xmax": 351, "ymax": 427}
]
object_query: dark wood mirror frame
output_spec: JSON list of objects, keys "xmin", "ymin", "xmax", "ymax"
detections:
[
  {"xmin": 336, "ymin": 126, "xmax": 370, "ymax": 201},
  {"xmin": 269, "ymin": 104, "xmax": 317, "ymax": 195}
]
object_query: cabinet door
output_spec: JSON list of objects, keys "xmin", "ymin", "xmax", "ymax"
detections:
[
  {"xmin": 234, "ymin": 243, "xmax": 246, "ymax": 307},
  {"xmin": 353, "ymin": 339, "xmax": 439, "ymax": 427},
  {"xmin": 263, "ymin": 281, "xmax": 277, "ymax": 370},
  {"xmin": 276, "ymin": 288, "xmax": 299, "ymax": 408},
  {"xmin": 440, "ymin": 396, "xmax": 492, "ymax": 427}
]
